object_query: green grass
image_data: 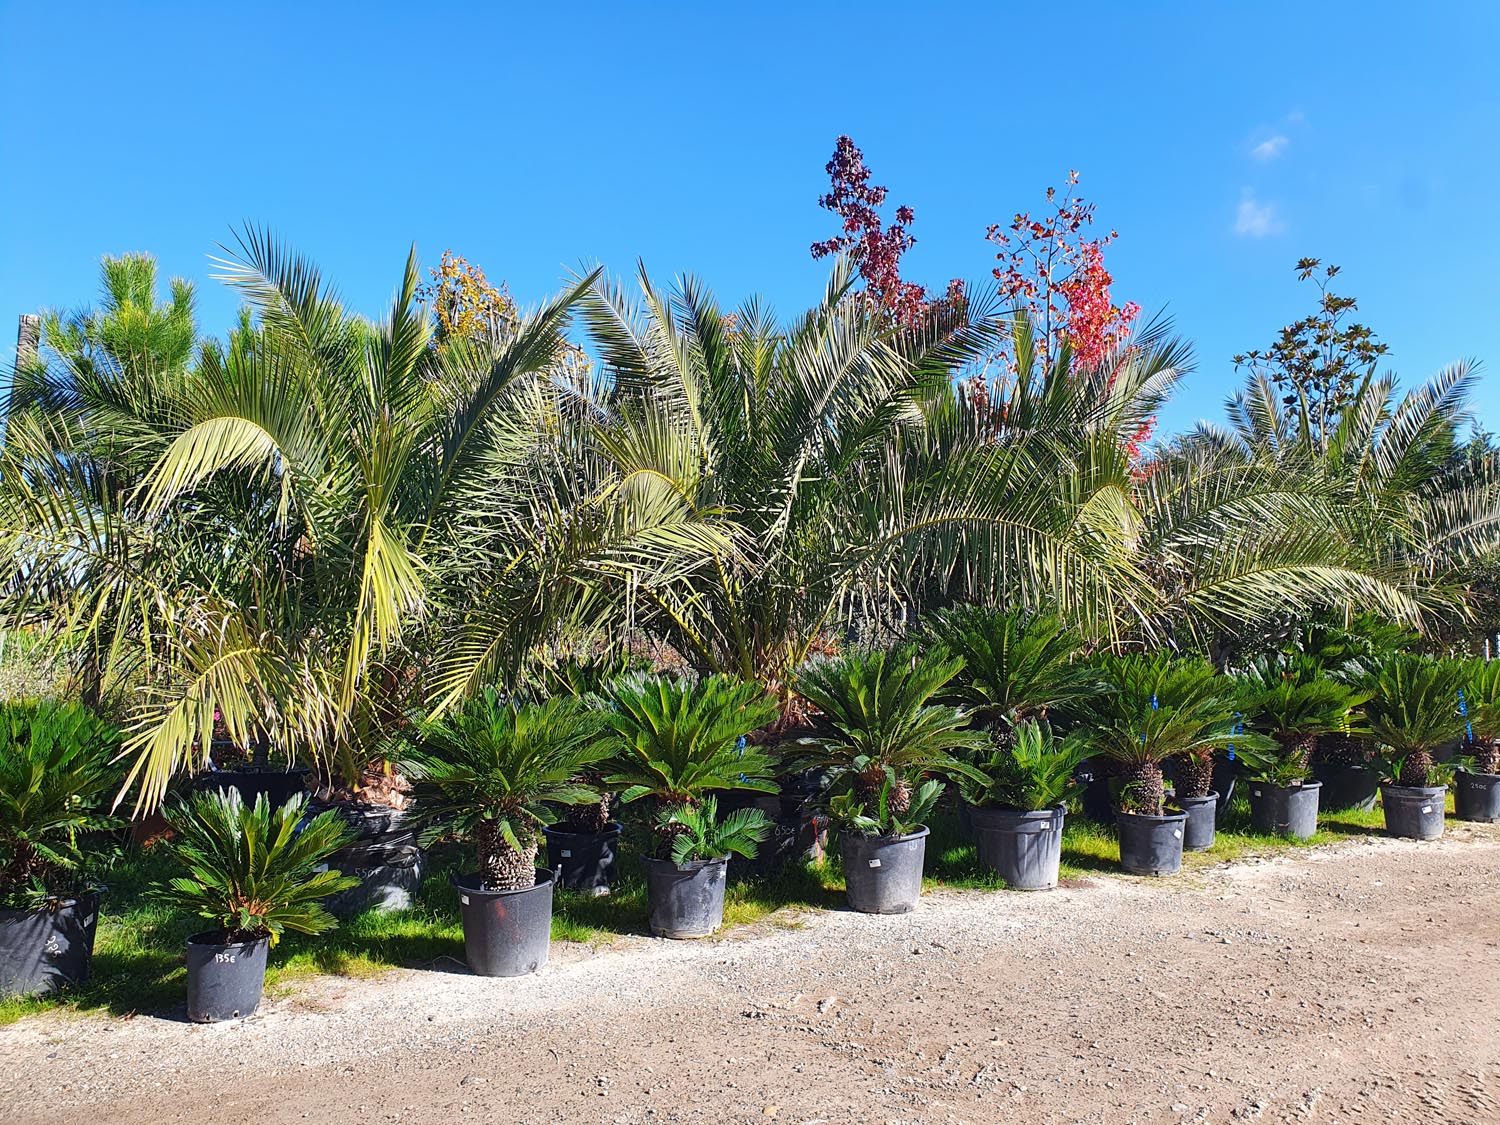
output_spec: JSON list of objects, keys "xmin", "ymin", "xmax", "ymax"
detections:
[{"xmin": 0, "ymin": 790, "xmax": 1436, "ymax": 1026}]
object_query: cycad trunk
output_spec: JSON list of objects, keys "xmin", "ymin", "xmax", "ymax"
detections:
[
  {"xmin": 564, "ymin": 787, "xmax": 612, "ymax": 834},
  {"xmin": 1475, "ymin": 739, "xmax": 1500, "ymax": 775},
  {"xmin": 1119, "ymin": 760, "xmax": 1165, "ymax": 817},
  {"xmin": 1275, "ymin": 732, "xmax": 1317, "ymax": 776},
  {"xmin": 476, "ymin": 821, "xmax": 539, "ymax": 892},
  {"xmin": 1397, "ymin": 750, "xmax": 1436, "ymax": 788},
  {"xmin": 1175, "ymin": 751, "xmax": 1215, "ymax": 799},
  {"xmin": 855, "ymin": 766, "xmax": 910, "ymax": 822}
]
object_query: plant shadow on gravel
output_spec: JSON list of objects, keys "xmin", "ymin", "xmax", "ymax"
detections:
[{"xmin": 0, "ymin": 794, "xmax": 1453, "ymax": 1026}]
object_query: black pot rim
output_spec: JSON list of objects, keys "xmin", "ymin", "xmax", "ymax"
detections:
[
  {"xmin": 544, "ymin": 821, "xmax": 624, "ymax": 840},
  {"xmin": 1379, "ymin": 782, "xmax": 1448, "ymax": 796},
  {"xmin": 640, "ymin": 854, "xmax": 728, "ymax": 873},
  {"xmin": 840, "ymin": 824, "xmax": 930, "ymax": 844},
  {"xmin": 968, "ymin": 803, "xmax": 1065, "ymax": 820},
  {"xmin": 0, "ymin": 887, "xmax": 104, "ymax": 923},
  {"xmin": 1457, "ymin": 768, "xmax": 1500, "ymax": 782},
  {"xmin": 1173, "ymin": 792, "xmax": 1219, "ymax": 806},
  {"xmin": 452, "ymin": 868, "xmax": 558, "ymax": 897},
  {"xmin": 185, "ymin": 929, "xmax": 271, "ymax": 951},
  {"xmin": 1247, "ymin": 779, "xmax": 1322, "ymax": 793},
  {"xmin": 1115, "ymin": 810, "xmax": 1188, "ymax": 825}
]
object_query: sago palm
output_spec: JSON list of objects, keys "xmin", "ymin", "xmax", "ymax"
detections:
[
  {"xmin": 1236, "ymin": 658, "xmax": 1370, "ymax": 775},
  {"xmin": 959, "ymin": 718, "xmax": 1089, "ymax": 812},
  {"xmin": 795, "ymin": 646, "xmax": 986, "ymax": 821},
  {"xmin": 1358, "ymin": 655, "xmax": 1469, "ymax": 787},
  {"xmin": 1462, "ymin": 659, "xmax": 1500, "ymax": 773}
]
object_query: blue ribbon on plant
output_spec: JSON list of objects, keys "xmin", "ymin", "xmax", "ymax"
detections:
[
  {"xmin": 737, "ymin": 733, "xmax": 747, "ymax": 782},
  {"xmin": 1227, "ymin": 712, "xmax": 1243, "ymax": 762},
  {"xmin": 1459, "ymin": 688, "xmax": 1473, "ymax": 743}
]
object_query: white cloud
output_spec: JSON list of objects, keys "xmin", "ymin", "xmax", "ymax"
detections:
[
  {"xmin": 1251, "ymin": 134, "xmax": 1289, "ymax": 161},
  {"xmin": 1234, "ymin": 190, "xmax": 1284, "ymax": 238}
]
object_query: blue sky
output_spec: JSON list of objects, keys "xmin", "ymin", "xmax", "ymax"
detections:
[{"xmin": 3, "ymin": 1, "xmax": 1497, "ymax": 435}]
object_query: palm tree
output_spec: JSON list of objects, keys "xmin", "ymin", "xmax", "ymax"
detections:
[
  {"xmin": 1359, "ymin": 655, "xmax": 1469, "ymax": 787},
  {"xmin": 408, "ymin": 693, "xmax": 610, "ymax": 891},
  {"xmin": 1087, "ymin": 654, "xmax": 1255, "ymax": 816}
]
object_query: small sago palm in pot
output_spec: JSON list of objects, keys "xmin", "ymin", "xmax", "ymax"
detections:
[
  {"xmin": 154, "ymin": 790, "xmax": 357, "ymax": 1022},
  {"xmin": 1360, "ymin": 655, "xmax": 1468, "ymax": 840},
  {"xmin": 796, "ymin": 647, "xmax": 985, "ymax": 914},
  {"xmin": 1236, "ymin": 660, "xmax": 1369, "ymax": 839},
  {"xmin": 959, "ymin": 719, "xmax": 1088, "ymax": 890},
  {"xmin": 0, "ymin": 701, "xmax": 119, "ymax": 998},
  {"xmin": 603, "ymin": 674, "xmax": 779, "ymax": 938},
  {"xmin": 409, "ymin": 692, "xmax": 609, "ymax": 975},
  {"xmin": 1088, "ymin": 655, "xmax": 1259, "ymax": 876},
  {"xmin": 1453, "ymin": 659, "xmax": 1500, "ymax": 823},
  {"xmin": 925, "ymin": 605, "xmax": 1104, "ymax": 830}
]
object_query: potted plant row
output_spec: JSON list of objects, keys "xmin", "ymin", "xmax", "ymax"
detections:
[{"xmin": 0, "ymin": 700, "xmax": 118, "ymax": 998}]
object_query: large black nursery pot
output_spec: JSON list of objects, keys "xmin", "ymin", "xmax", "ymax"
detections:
[
  {"xmin": 643, "ymin": 856, "xmax": 728, "ymax": 938},
  {"xmin": 969, "ymin": 805, "xmax": 1064, "ymax": 890},
  {"xmin": 841, "ymin": 826, "xmax": 929, "ymax": 914},
  {"xmin": 454, "ymin": 869, "xmax": 555, "ymax": 976},
  {"xmin": 198, "ymin": 764, "xmax": 311, "ymax": 809},
  {"xmin": 1453, "ymin": 770, "xmax": 1500, "ymax": 823},
  {"xmin": 317, "ymin": 803, "xmax": 426, "ymax": 918},
  {"xmin": 185, "ymin": 930, "xmax": 270, "ymax": 1022},
  {"xmin": 1312, "ymin": 762, "xmax": 1379, "ymax": 812},
  {"xmin": 1177, "ymin": 793, "xmax": 1218, "ymax": 851},
  {"xmin": 0, "ymin": 890, "xmax": 101, "ymax": 999},
  {"xmin": 1380, "ymin": 784, "xmax": 1446, "ymax": 840},
  {"xmin": 545, "ymin": 822, "xmax": 623, "ymax": 896},
  {"xmin": 1116, "ymin": 811, "xmax": 1187, "ymax": 877},
  {"xmin": 1079, "ymin": 761, "xmax": 1116, "ymax": 824},
  {"xmin": 1212, "ymin": 757, "xmax": 1241, "ymax": 815},
  {"xmin": 1247, "ymin": 779, "xmax": 1321, "ymax": 840}
]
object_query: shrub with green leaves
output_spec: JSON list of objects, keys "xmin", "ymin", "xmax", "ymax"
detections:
[
  {"xmin": 153, "ymin": 790, "xmax": 357, "ymax": 945},
  {"xmin": 795, "ymin": 646, "xmax": 985, "ymax": 826},
  {"xmin": 1358, "ymin": 655, "xmax": 1469, "ymax": 787},
  {"xmin": 603, "ymin": 674, "xmax": 779, "ymax": 857},
  {"xmin": 924, "ymin": 605, "xmax": 1102, "ymax": 740},
  {"xmin": 0, "ymin": 700, "xmax": 121, "ymax": 909},
  {"xmin": 409, "ymin": 691, "xmax": 611, "ymax": 890},
  {"xmin": 1237, "ymin": 658, "xmax": 1369, "ymax": 782},
  {"xmin": 827, "ymin": 775, "xmax": 942, "ymax": 838},
  {"xmin": 1461, "ymin": 659, "xmax": 1500, "ymax": 774},
  {"xmin": 650, "ymin": 796, "xmax": 771, "ymax": 863},
  {"xmin": 960, "ymin": 719, "xmax": 1088, "ymax": 812}
]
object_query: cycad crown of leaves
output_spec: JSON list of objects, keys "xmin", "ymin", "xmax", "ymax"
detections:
[
  {"xmin": 0, "ymin": 700, "xmax": 121, "ymax": 907},
  {"xmin": 828, "ymin": 775, "xmax": 943, "ymax": 838},
  {"xmin": 603, "ymin": 674, "xmax": 780, "ymax": 809},
  {"xmin": 926, "ymin": 605, "xmax": 1102, "ymax": 734},
  {"xmin": 154, "ymin": 790, "xmax": 357, "ymax": 945},
  {"xmin": 652, "ymin": 796, "xmax": 771, "ymax": 864},
  {"xmin": 1358, "ymin": 655, "xmax": 1468, "ymax": 787},
  {"xmin": 961, "ymin": 719, "xmax": 1088, "ymax": 812},
  {"xmin": 1087, "ymin": 654, "xmax": 1257, "ymax": 816},
  {"xmin": 408, "ymin": 691, "xmax": 610, "ymax": 890},
  {"xmin": 1461, "ymin": 659, "xmax": 1500, "ymax": 773},
  {"xmin": 1237, "ymin": 658, "xmax": 1369, "ymax": 768},
  {"xmin": 795, "ymin": 646, "xmax": 986, "ymax": 817}
]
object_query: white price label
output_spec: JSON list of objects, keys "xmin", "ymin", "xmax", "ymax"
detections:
[{"xmin": 868, "ymin": 859, "xmax": 881, "ymax": 868}]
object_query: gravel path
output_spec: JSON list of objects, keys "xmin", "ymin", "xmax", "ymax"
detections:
[{"xmin": 4, "ymin": 825, "xmax": 1499, "ymax": 1124}]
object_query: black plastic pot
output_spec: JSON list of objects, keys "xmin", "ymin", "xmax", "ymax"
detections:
[
  {"xmin": 185, "ymin": 931, "xmax": 270, "ymax": 1022},
  {"xmin": 841, "ymin": 826, "xmax": 929, "ymax": 914},
  {"xmin": 643, "ymin": 856, "xmax": 728, "ymax": 938},
  {"xmin": 1177, "ymin": 793, "xmax": 1218, "ymax": 851},
  {"xmin": 1079, "ymin": 762, "xmax": 1116, "ymax": 824},
  {"xmin": 1381, "ymin": 783, "xmax": 1446, "ymax": 840},
  {"xmin": 1247, "ymin": 779, "xmax": 1321, "ymax": 840},
  {"xmin": 969, "ymin": 805, "xmax": 1064, "ymax": 890},
  {"xmin": 315, "ymin": 802, "xmax": 426, "ymax": 918},
  {"xmin": 1454, "ymin": 770, "xmax": 1500, "ymax": 823},
  {"xmin": 198, "ymin": 765, "xmax": 311, "ymax": 809},
  {"xmin": 545, "ymin": 823, "xmax": 622, "ymax": 896},
  {"xmin": 1116, "ymin": 811, "xmax": 1187, "ymax": 877},
  {"xmin": 1312, "ymin": 762, "xmax": 1379, "ymax": 812},
  {"xmin": 454, "ymin": 870, "xmax": 555, "ymax": 975},
  {"xmin": 1213, "ymin": 757, "xmax": 1241, "ymax": 814},
  {"xmin": 0, "ymin": 890, "xmax": 101, "ymax": 998}
]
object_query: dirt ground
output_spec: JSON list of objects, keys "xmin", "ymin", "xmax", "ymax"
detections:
[{"xmin": 3, "ymin": 827, "xmax": 1499, "ymax": 1125}]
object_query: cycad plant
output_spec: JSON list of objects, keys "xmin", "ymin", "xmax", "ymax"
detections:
[
  {"xmin": 603, "ymin": 674, "xmax": 780, "ymax": 856},
  {"xmin": 0, "ymin": 701, "xmax": 120, "ymax": 909},
  {"xmin": 408, "ymin": 692, "xmax": 610, "ymax": 890},
  {"xmin": 1461, "ymin": 659, "xmax": 1500, "ymax": 774},
  {"xmin": 924, "ymin": 605, "xmax": 1102, "ymax": 744},
  {"xmin": 1236, "ymin": 659, "xmax": 1370, "ymax": 783},
  {"xmin": 154, "ymin": 790, "xmax": 357, "ymax": 944},
  {"xmin": 795, "ymin": 646, "xmax": 985, "ymax": 833},
  {"xmin": 1087, "ymin": 654, "xmax": 1255, "ymax": 816},
  {"xmin": 651, "ymin": 797, "xmax": 771, "ymax": 864},
  {"xmin": 960, "ymin": 719, "xmax": 1089, "ymax": 812},
  {"xmin": 1359, "ymin": 655, "xmax": 1469, "ymax": 787}
]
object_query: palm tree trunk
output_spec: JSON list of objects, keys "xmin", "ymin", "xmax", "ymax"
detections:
[
  {"xmin": 476, "ymin": 821, "xmax": 538, "ymax": 892},
  {"xmin": 1119, "ymin": 760, "xmax": 1165, "ymax": 817}
]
